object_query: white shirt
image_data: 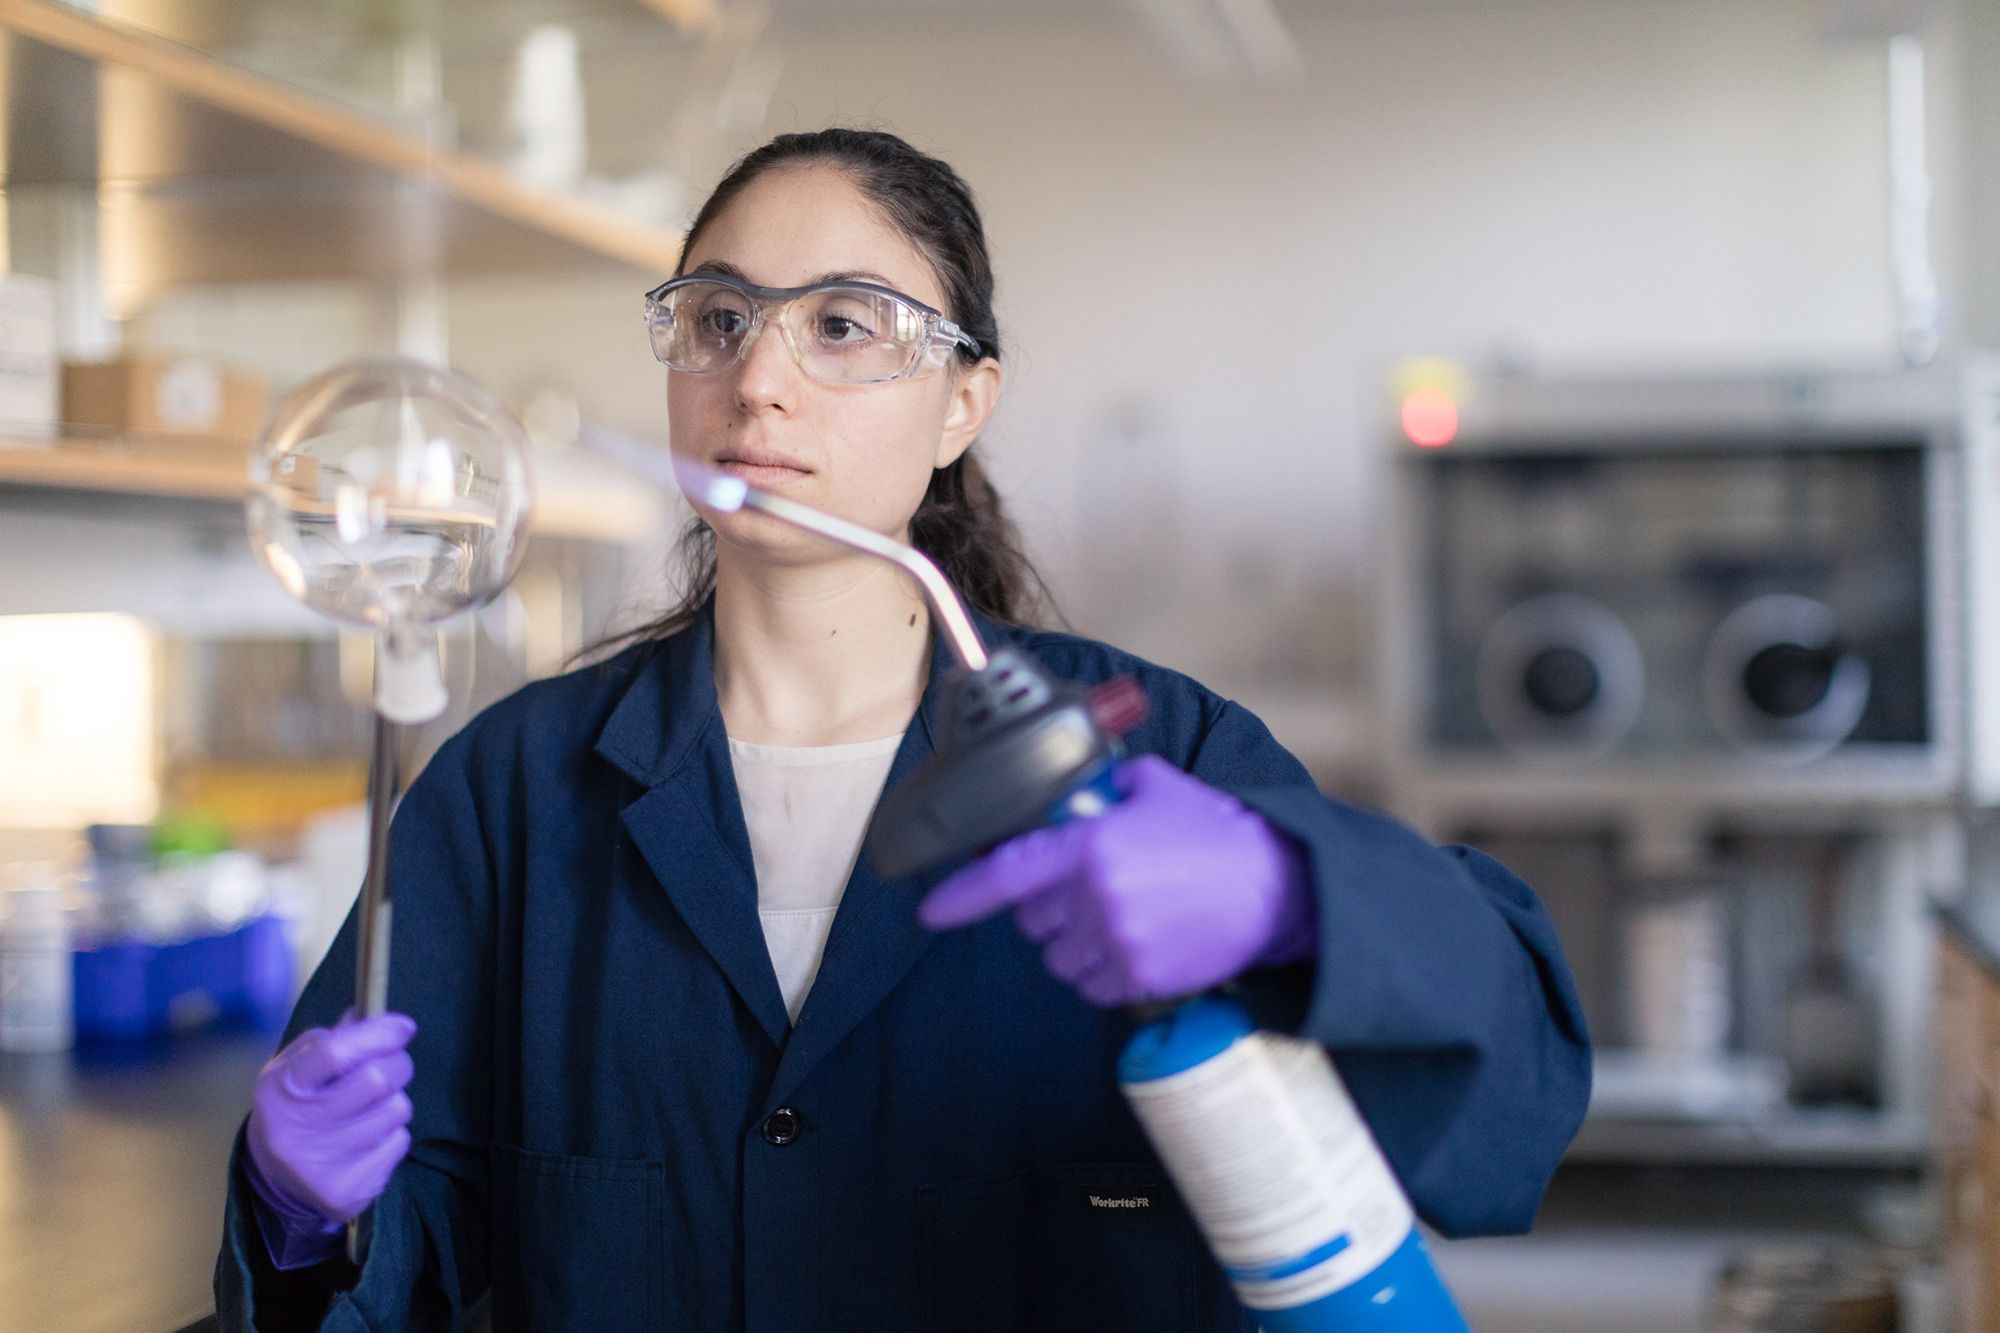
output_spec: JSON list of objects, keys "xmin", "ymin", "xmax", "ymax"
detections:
[{"xmin": 727, "ymin": 732, "xmax": 905, "ymax": 1022}]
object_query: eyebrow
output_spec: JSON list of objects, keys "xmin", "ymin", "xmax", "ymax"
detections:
[{"xmin": 686, "ymin": 259, "xmax": 903, "ymax": 289}]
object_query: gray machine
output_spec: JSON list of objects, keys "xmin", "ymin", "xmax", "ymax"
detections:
[{"xmin": 1381, "ymin": 359, "xmax": 2000, "ymax": 1164}]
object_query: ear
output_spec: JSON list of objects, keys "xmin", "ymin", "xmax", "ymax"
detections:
[{"xmin": 934, "ymin": 357, "xmax": 1003, "ymax": 470}]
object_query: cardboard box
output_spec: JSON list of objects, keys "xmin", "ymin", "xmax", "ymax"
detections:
[
  {"xmin": 62, "ymin": 354, "xmax": 268, "ymax": 442},
  {"xmin": 0, "ymin": 274, "xmax": 59, "ymax": 431}
]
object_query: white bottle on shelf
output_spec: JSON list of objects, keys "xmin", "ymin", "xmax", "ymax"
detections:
[{"xmin": 0, "ymin": 863, "xmax": 73, "ymax": 1053}]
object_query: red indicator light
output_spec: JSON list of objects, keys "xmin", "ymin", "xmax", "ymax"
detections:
[{"xmin": 1401, "ymin": 388, "xmax": 1458, "ymax": 448}]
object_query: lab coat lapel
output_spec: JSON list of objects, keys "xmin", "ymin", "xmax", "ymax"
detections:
[
  {"xmin": 620, "ymin": 749, "xmax": 792, "ymax": 1051},
  {"xmin": 596, "ymin": 607, "xmax": 792, "ymax": 1049},
  {"xmin": 765, "ymin": 626, "xmax": 968, "ymax": 1109}
]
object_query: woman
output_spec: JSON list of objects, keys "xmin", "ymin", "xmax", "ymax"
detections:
[{"xmin": 217, "ymin": 128, "xmax": 1590, "ymax": 1332}]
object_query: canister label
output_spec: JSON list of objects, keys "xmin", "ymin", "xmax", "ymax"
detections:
[{"xmin": 1121, "ymin": 1013, "xmax": 1414, "ymax": 1309}]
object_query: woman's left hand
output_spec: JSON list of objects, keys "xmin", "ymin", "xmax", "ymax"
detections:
[{"xmin": 917, "ymin": 755, "xmax": 1316, "ymax": 1006}]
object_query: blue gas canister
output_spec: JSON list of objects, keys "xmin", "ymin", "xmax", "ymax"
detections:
[
  {"xmin": 1119, "ymin": 997, "xmax": 1467, "ymax": 1330},
  {"xmin": 1043, "ymin": 759, "xmax": 1468, "ymax": 1331}
]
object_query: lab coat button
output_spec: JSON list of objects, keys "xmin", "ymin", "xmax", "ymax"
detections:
[{"xmin": 762, "ymin": 1107, "xmax": 802, "ymax": 1146}]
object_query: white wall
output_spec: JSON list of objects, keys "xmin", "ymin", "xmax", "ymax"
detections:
[{"xmin": 1945, "ymin": 0, "xmax": 2000, "ymax": 345}]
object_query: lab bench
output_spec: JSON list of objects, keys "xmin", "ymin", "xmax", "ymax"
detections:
[{"xmin": 0, "ymin": 1032, "xmax": 268, "ymax": 1333}]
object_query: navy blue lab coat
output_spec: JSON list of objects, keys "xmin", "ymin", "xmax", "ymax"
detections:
[{"xmin": 215, "ymin": 603, "xmax": 1591, "ymax": 1331}]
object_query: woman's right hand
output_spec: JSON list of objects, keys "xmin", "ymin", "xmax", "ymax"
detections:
[{"xmin": 244, "ymin": 1012, "xmax": 417, "ymax": 1240}]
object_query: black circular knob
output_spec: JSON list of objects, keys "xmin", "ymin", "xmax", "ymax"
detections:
[
  {"xmin": 761, "ymin": 1108, "xmax": 802, "ymax": 1147},
  {"xmin": 1520, "ymin": 646, "xmax": 1601, "ymax": 720},
  {"xmin": 1742, "ymin": 642, "xmax": 1839, "ymax": 719}
]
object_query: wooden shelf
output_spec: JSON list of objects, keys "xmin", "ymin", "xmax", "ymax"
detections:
[
  {"xmin": 0, "ymin": 431, "xmax": 244, "ymax": 502},
  {"xmin": 0, "ymin": 4, "xmax": 685, "ymax": 540},
  {"xmin": 0, "ymin": 431, "xmax": 667, "ymax": 542},
  {"xmin": 0, "ymin": 0, "xmax": 686, "ymax": 283}
]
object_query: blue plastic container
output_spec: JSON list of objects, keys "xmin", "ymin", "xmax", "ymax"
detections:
[{"xmin": 72, "ymin": 915, "xmax": 293, "ymax": 1042}]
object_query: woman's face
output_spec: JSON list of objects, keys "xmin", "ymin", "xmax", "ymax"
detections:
[{"xmin": 666, "ymin": 164, "xmax": 1000, "ymax": 562}]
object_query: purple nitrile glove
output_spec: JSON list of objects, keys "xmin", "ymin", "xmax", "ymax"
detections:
[
  {"xmin": 918, "ymin": 755, "xmax": 1316, "ymax": 1007},
  {"xmin": 244, "ymin": 1012, "xmax": 417, "ymax": 1270}
]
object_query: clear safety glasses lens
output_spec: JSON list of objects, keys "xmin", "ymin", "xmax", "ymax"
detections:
[{"xmin": 646, "ymin": 279, "xmax": 940, "ymax": 385}]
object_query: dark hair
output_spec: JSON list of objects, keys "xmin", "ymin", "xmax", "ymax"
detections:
[{"xmin": 607, "ymin": 128, "xmax": 1052, "ymax": 652}]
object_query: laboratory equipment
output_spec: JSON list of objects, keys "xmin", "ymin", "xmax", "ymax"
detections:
[
  {"xmin": 248, "ymin": 358, "xmax": 534, "ymax": 726},
  {"xmin": 0, "ymin": 862, "xmax": 72, "ymax": 1053},
  {"xmin": 1381, "ymin": 360, "xmax": 2000, "ymax": 1163},
  {"xmin": 1709, "ymin": 1244, "xmax": 1899, "ymax": 1332},
  {"xmin": 68, "ymin": 828, "xmax": 293, "ymax": 1042},
  {"xmin": 665, "ymin": 451, "xmax": 1468, "ymax": 1330},
  {"xmin": 247, "ymin": 356, "xmax": 534, "ymax": 1261}
]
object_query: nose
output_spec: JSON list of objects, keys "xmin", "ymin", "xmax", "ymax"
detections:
[{"xmin": 733, "ymin": 312, "xmax": 802, "ymax": 415}]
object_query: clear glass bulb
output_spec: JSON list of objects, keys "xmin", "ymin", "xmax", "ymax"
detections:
[{"xmin": 247, "ymin": 357, "xmax": 534, "ymax": 631}]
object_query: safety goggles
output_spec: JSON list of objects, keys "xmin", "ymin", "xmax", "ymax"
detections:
[{"xmin": 643, "ymin": 273, "xmax": 984, "ymax": 386}]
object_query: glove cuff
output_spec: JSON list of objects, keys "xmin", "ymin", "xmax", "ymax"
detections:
[
  {"xmin": 243, "ymin": 1124, "xmax": 346, "ymax": 1271},
  {"xmin": 1253, "ymin": 828, "xmax": 1318, "ymax": 968}
]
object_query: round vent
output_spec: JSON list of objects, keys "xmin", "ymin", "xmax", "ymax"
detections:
[
  {"xmin": 1702, "ymin": 595, "xmax": 1869, "ymax": 762},
  {"xmin": 1476, "ymin": 594, "xmax": 1644, "ymax": 761}
]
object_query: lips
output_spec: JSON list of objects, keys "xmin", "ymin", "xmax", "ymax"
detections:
[
  {"xmin": 717, "ymin": 446, "xmax": 809, "ymax": 472},
  {"xmin": 715, "ymin": 447, "xmax": 811, "ymax": 490}
]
